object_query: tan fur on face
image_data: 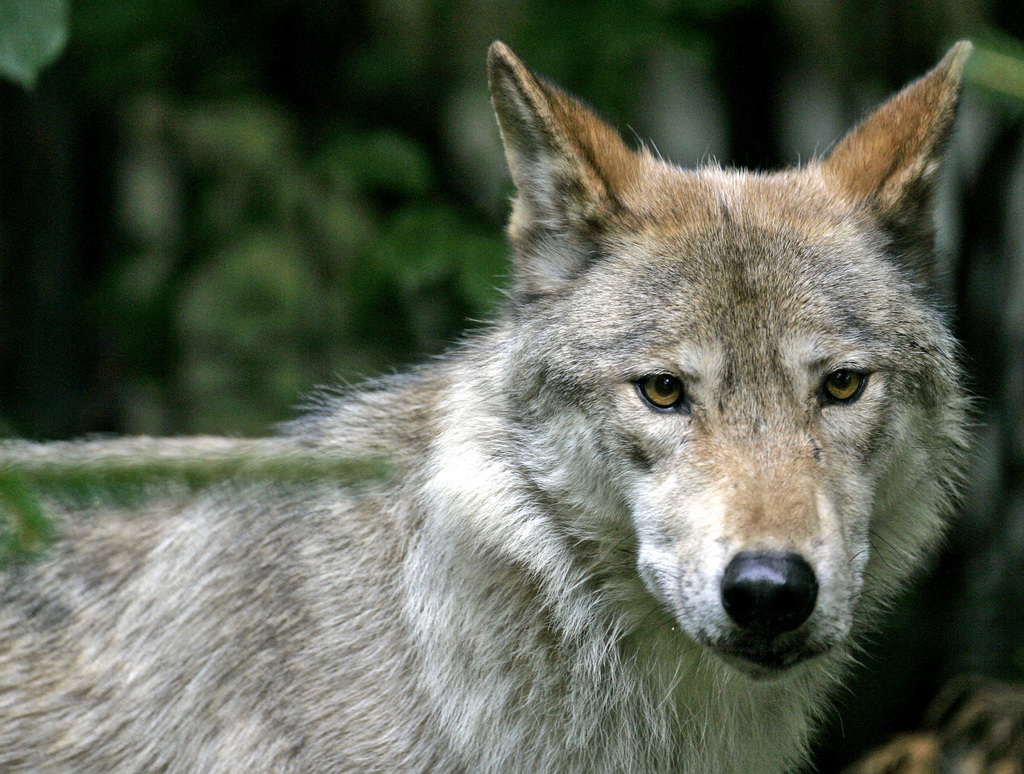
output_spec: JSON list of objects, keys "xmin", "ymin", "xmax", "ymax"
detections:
[{"xmin": 712, "ymin": 437, "xmax": 823, "ymax": 547}]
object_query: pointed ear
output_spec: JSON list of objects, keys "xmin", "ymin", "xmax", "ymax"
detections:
[
  {"xmin": 488, "ymin": 41, "xmax": 642, "ymax": 297},
  {"xmin": 822, "ymin": 42, "xmax": 972, "ymax": 280}
]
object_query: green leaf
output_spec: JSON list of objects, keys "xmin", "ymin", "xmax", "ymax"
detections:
[{"xmin": 0, "ymin": 0, "xmax": 68, "ymax": 88}]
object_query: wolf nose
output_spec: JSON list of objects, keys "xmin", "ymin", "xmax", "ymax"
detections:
[{"xmin": 721, "ymin": 552, "xmax": 818, "ymax": 636}]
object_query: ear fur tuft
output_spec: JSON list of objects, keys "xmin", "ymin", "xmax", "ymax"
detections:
[
  {"xmin": 822, "ymin": 41, "xmax": 972, "ymax": 279},
  {"xmin": 487, "ymin": 41, "xmax": 641, "ymax": 297}
]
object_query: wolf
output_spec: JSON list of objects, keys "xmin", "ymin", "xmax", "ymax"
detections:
[{"xmin": 0, "ymin": 41, "xmax": 972, "ymax": 773}]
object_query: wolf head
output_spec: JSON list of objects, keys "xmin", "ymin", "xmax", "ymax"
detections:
[{"xmin": 486, "ymin": 42, "xmax": 971, "ymax": 677}]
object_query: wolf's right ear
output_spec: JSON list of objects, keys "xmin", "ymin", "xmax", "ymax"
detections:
[{"xmin": 488, "ymin": 42, "xmax": 642, "ymax": 298}]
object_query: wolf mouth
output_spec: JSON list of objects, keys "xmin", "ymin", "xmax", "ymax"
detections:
[{"xmin": 710, "ymin": 636, "xmax": 831, "ymax": 677}]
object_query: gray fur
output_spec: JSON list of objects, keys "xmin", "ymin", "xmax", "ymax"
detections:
[{"xmin": 0, "ymin": 42, "xmax": 973, "ymax": 772}]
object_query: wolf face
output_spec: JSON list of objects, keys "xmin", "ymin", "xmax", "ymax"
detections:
[{"xmin": 488, "ymin": 42, "xmax": 971, "ymax": 679}]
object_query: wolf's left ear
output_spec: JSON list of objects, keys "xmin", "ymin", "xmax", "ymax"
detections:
[
  {"xmin": 822, "ymin": 42, "xmax": 972, "ymax": 279},
  {"xmin": 488, "ymin": 41, "xmax": 642, "ymax": 297}
]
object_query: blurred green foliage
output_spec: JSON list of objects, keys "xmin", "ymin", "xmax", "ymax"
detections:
[
  {"xmin": 0, "ymin": 476, "xmax": 54, "ymax": 566},
  {"xmin": 59, "ymin": 0, "xmax": 525, "ymax": 434},
  {"xmin": 0, "ymin": 0, "xmax": 67, "ymax": 87},
  {"xmin": 969, "ymin": 31, "xmax": 1024, "ymax": 103}
]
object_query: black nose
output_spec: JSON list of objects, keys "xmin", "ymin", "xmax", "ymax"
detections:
[{"xmin": 721, "ymin": 551, "xmax": 818, "ymax": 636}]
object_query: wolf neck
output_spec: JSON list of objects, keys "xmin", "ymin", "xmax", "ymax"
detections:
[{"xmin": 388, "ymin": 333, "xmax": 841, "ymax": 773}]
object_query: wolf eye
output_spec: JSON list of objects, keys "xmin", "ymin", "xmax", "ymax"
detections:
[
  {"xmin": 822, "ymin": 369, "xmax": 867, "ymax": 404},
  {"xmin": 637, "ymin": 374, "xmax": 686, "ymax": 410}
]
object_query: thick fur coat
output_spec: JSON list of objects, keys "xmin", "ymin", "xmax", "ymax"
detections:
[{"xmin": 0, "ymin": 42, "xmax": 972, "ymax": 772}]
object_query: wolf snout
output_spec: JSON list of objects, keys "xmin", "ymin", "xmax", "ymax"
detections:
[{"xmin": 720, "ymin": 551, "xmax": 818, "ymax": 637}]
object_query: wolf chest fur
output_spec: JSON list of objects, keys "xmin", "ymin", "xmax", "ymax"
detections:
[{"xmin": 0, "ymin": 41, "xmax": 972, "ymax": 772}]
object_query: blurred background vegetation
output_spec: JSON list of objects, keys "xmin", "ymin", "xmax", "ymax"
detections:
[{"xmin": 3, "ymin": 0, "xmax": 1024, "ymax": 770}]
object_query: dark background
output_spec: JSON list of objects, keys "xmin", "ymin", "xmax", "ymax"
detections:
[{"xmin": 3, "ymin": 1, "xmax": 1024, "ymax": 770}]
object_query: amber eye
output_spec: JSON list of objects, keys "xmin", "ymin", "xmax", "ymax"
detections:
[
  {"xmin": 637, "ymin": 374, "xmax": 685, "ymax": 410},
  {"xmin": 822, "ymin": 369, "xmax": 866, "ymax": 403}
]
